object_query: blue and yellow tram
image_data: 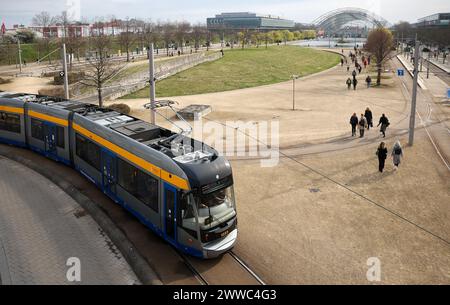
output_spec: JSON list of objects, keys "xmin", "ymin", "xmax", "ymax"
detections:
[{"xmin": 0, "ymin": 92, "xmax": 237, "ymax": 258}]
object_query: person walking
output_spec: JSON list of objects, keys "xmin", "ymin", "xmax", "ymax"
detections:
[
  {"xmin": 377, "ymin": 114, "xmax": 390, "ymax": 138},
  {"xmin": 392, "ymin": 141, "xmax": 404, "ymax": 169},
  {"xmin": 346, "ymin": 78, "xmax": 352, "ymax": 90},
  {"xmin": 376, "ymin": 142, "xmax": 388, "ymax": 172},
  {"xmin": 364, "ymin": 107, "xmax": 373, "ymax": 130},
  {"xmin": 350, "ymin": 113, "xmax": 358, "ymax": 136},
  {"xmin": 352, "ymin": 77, "xmax": 358, "ymax": 90},
  {"xmin": 347, "ymin": 65, "xmax": 350, "ymax": 72},
  {"xmin": 341, "ymin": 58, "xmax": 344, "ymax": 66},
  {"xmin": 352, "ymin": 70, "xmax": 357, "ymax": 79},
  {"xmin": 358, "ymin": 114, "xmax": 367, "ymax": 138},
  {"xmin": 365, "ymin": 75, "xmax": 372, "ymax": 88}
]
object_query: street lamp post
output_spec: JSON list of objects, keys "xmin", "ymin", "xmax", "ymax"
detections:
[{"xmin": 292, "ymin": 75, "xmax": 299, "ymax": 111}]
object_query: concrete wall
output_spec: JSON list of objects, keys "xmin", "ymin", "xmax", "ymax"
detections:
[{"xmin": 106, "ymin": 52, "xmax": 222, "ymax": 100}]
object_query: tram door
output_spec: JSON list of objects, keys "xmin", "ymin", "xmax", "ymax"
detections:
[
  {"xmin": 43, "ymin": 123, "xmax": 57, "ymax": 158},
  {"xmin": 164, "ymin": 183, "xmax": 177, "ymax": 242},
  {"xmin": 101, "ymin": 150, "xmax": 117, "ymax": 197}
]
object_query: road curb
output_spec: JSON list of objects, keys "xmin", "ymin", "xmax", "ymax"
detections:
[{"xmin": 0, "ymin": 146, "xmax": 163, "ymax": 285}]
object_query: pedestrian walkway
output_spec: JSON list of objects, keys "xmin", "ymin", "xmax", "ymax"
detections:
[
  {"xmin": 428, "ymin": 56, "xmax": 450, "ymax": 74},
  {"xmin": 397, "ymin": 54, "xmax": 427, "ymax": 89},
  {"xmin": 0, "ymin": 157, "xmax": 139, "ymax": 285}
]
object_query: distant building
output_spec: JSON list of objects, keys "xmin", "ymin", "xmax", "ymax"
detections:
[
  {"xmin": 30, "ymin": 23, "xmax": 91, "ymax": 38},
  {"xmin": 415, "ymin": 13, "xmax": 450, "ymax": 28},
  {"xmin": 207, "ymin": 12, "xmax": 295, "ymax": 31}
]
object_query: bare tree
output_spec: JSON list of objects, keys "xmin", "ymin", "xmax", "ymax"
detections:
[
  {"xmin": 79, "ymin": 34, "xmax": 124, "ymax": 107},
  {"xmin": 162, "ymin": 22, "xmax": 175, "ymax": 56},
  {"xmin": 118, "ymin": 18, "xmax": 136, "ymax": 62},
  {"xmin": 32, "ymin": 11, "xmax": 56, "ymax": 64},
  {"xmin": 32, "ymin": 11, "xmax": 54, "ymax": 29},
  {"xmin": 364, "ymin": 27, "xmax": 394, "ymax": 86},
  {"xmin": 0, "ymin": 41, "xmax": 17, "ymax": 65},
  {"xmin": 175, "ymin": 21, "xmax": 191, "ymax": 54},
  {"xmin": 192, "ymin": 24, "xmax": 206, "ymax": 52}
]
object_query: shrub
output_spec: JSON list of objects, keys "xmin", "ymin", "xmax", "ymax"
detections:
[
  {"xmin": 53, "ymin": 71, "xmax": 85, "ymax": 85},
  {"xmin": 107, "ymin": 103, "xmax": 131, "ymax": 114},
  {"xmin": 0, "ymin": 77, "xmax": 11, "ymax": 84},
  {"xmin": 38, "ymin": 86, "xmax": 74, "ymax": 98}
]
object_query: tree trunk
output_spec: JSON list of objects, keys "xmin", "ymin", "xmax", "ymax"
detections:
[
  {"xmin": 377, "ymin": 64, "xmax": 382, "ymax": 86},
  {"xmin": 98, "ymin": 87, "xmax": 103, "ymax": 108}
]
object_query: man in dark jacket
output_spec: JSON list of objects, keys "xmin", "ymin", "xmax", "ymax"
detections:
[
  {"xmin": 377, "ymin": 114, "xmax": 390, "ymax": 138},
  {"xmin": 350, "ymin": 113, "xmax": 358, "ymax": 136},
  {"xmin": 364, "ymin": 108, "xmax": 373, "ymax": 130},
  {"xmin": 376, "ymin": 142, "xmax": 388, "ymax": 172},
  {"xmin": 352, "ymin": 78, "xmax": 358, "ymax": 90}
]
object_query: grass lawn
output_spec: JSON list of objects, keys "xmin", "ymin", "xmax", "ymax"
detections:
[{"xmin": 122, "ymin": 46, "xmax": 340, "ymax": 98}]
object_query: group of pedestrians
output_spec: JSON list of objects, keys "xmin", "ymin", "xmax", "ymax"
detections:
[
  {"xmin": 343, "ymin": 47, "xmax": 403, "ymax": 173},
  {"xmin": 344, "ymin": 48, "xmax": 373, "ymax": 91},
  {"xmin": 349, "ymin": 110, "xmax": 390, "ymax": 138},
  {"xmin": 376, "ymin": 141, "xmax": 404, "ymax": 173}
]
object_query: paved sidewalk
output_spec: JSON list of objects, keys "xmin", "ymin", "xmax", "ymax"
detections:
[{"xmin": 0, "ymin": 157, "xmax": 139, "ymax": 285}]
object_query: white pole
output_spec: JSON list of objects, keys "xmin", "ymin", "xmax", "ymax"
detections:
[
  {"xmin": 62, "ymin": 43, "xmax": 69, "ymax": 99},
  {"xmin": 292, "ymin": 77, "xmax": 295, "ymax": 111},
  {"xmin": 408, "ymin": 36, "xmax": 420, "ymax": 146},
  {"xmin": 149, "ymin": 43, "xmax": 156, "ymax": 124},
  {"xmin": 18, "ymin": 39, "xmax": 22, "ymax": 73}
]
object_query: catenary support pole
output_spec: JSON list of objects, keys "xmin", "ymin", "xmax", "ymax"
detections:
[
  {"xmin": 408, "ymin": 36, "xmax": 420, "ymax": 146},
  {"xmin": 149, "ymin": 43, "xmax": 156, "ymax": 124},
  {"xmin": 62, "ymin": 43, "xmax": 69, "ymax": 99}
]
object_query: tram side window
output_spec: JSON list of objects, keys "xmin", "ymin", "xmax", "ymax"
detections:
[
  {"xmin": 117, "ymin": 158, "xmax": 159, "ymax": 212},
  {"xmin": 0, "ymin": 111, "xmax": 21, "ymax": 133},
  {"xmin": 75, "ymin": 133, "xmax": 101, "ymax": 171},
  {"xmin": 56, "ymin": 126, "xmax": 65, "ymax": 148},
  {"xmin": 31, "ymin": 118, "xmax": 44, "ymax": 140}
]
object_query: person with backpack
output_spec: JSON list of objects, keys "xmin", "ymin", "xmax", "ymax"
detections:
[
  {"xmin": 392, "ymin": 141, "xmax": 404, "ymax": 169},
  {"xmin": 346, "ymin": 78, "xmax": 352, "ymax": 90},
  {"xmin": 350, "ymin": 113, "xmax": 359, "ymax": 136},
  {"xmin": 364, "ymin": 107, "xmax": 373, "ymax": 130},
  {"xmin": 376, "ymin": 142, "xmax": 388, "ymax": 173},
  {"xmin": 358, "ymin": 114, "xmax": 367, "ymax": 138},
  {"xmin": 377, "ymin": 114, "xmax": 390, "ymax": 138}
]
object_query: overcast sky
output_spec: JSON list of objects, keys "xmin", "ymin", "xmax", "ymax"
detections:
[{"xmin": 1, "ymin": 0, "xmax": 449, "ymax": 27}]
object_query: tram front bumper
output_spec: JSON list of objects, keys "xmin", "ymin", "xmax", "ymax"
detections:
[{"xmin": 203, "ymin": 229, "xmax": 238, "ymax": 259}]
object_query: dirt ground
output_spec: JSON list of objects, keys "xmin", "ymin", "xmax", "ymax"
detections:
[
  {"xmin": 113, "ymin": 53, "xmax": 450, "ymax": 284},
  {"xmin": 231, "ymin": 131, "xmax": 450, "ymax": 284},
  {"xmin": 0, "ymin": 76, "xmax": 53, "ymax": 94},
  {"xmin": 116, "ymin": 62, "xmax": 404, "ymax": 147}
]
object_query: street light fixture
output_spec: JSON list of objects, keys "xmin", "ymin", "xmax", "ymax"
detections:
[{"xmin": 292, "ymin": 75, "xmax": 299, "ymax": 111}]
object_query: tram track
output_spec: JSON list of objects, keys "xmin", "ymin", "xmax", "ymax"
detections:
[
  {"xmin": 228, "ymin": 251, "xmax": 266, "ymax": 285},
  {"xmin": 177, "ymin": 249, "xmax": 266, "ymax": 285}
]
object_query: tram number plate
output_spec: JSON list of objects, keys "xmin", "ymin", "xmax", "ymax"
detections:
[{"xmin": 220, "ymin": 230, "xmax": 229, "ymax": 238}]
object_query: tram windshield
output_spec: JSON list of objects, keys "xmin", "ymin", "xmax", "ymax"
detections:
[{"xmin": 195, "ymin": 186, "xmax": 236, "ymax": 230}]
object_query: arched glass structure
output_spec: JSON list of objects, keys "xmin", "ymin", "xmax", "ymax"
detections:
[{"xmin": 313, "ymin": 8, "xmax": 389, "ymax": 36}]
